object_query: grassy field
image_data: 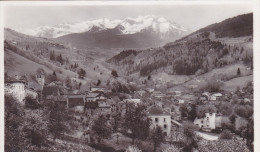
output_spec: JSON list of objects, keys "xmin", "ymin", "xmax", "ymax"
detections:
[{"xmin": 5, "ymin": 49, "xmax": 52, "ymax": 76}]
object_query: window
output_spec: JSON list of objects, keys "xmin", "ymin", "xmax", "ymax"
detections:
[
  {"xmin": 201, "ymin": 120, "xmax": 204, "ymax": 123},
  {"xmin": 164, "ymin": 132, "xmax": 167, "ymax": 136},
  {"xmin": 164, "ymin": 118, "xmax": 166, "ymax": 122},
  {"xmin": 209, "ymin": 113, "xmax": 212, "ymax": 116},
  {"xmin": 164, "ymin": 124, "xmax": 167, "ymax": 129},
  {"xmin": 201, "ymin": 125, "xmax": 204, "ymax": 128},
  {"xmin": 155, "ymin": 118, "xmax": 158, "ymax": 123}
]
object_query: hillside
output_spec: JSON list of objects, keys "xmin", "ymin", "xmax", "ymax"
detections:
[
  {"xmin": 108, "ymin": 13, "xmax": 253, "ymax": 77},
  {"xmin": 4, "ymin": 28, "xmax": 119, "ymax": 87},
  {"xmin": 196, "ymin": 13, "xmax": 253, "ymax": 38}
]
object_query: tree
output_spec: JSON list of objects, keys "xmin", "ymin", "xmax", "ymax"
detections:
[
  {"xmin": 111, "ymin": 70, "xmax": 118, "ymax": 77},
  {"xmin": 182, "ymin": 122, "xmax": 199, "ymax": 151},
  {"xmin": 49, "ymin": 51, "xmax": 55, "ymax": 61},
  {"xmin": 78, "ymin": 68, "xmax": 86, "ymax": 79},
  {"xmin": 237, "ymin": 67, "xmax": 241, "ymax": 75},
  {"xmin": 111, "ymin": 111, "xmax": 122, "ymax": 132},
  {"xmin": 96, "ymin": 79, "xmax": 101, "ymax": 86},
  {"xmin": 150, "ymin": 126, "xmax": 165, "ymax": 152},
  {"xmin": 92, "ymin": 115, "xmax": 112, "ymax": 143},
  {"xmin": 123, "ymin": 104, "xmax": 150, "ymax": 144},
  {"xmin": 148, "ymin": 75, "xmax": 151, "ymax": 80},
  {"xmin": 78, "ymin": 82, "xmax": 82, "ymax": 89},
  {"xmin": 229, "ymin": 114, "xmax": 237, "ymax": 124},
  {"xmin": 188, "ymin": 104, "xmax": 197, "ymax": 121},
  {"xmin": 5, "ymin": 95, "xmax": 26, "ymax": 152},
  {"xmin": 46, "ymin": 101, "xmax": 71, "ymax": 141},
  {"xmin": 65, "ymin": 76, "xmax": 72, "ymax": 89},
  {"xmin": 36, "ymin": 68, "xmax": 45, "ymax": 75},
  {"xmin": 25, "ymin": 95, "xmax": 40, "ymax": 110},
  {"xmin": 56, "ymin": 53, "xmax": 64, "ymax": 65},
  {"xmin": 47, "ymin": 72, "xmax": 57, "ymax": 82},
  {"xmin": 235, "ymin": 105, "xmax": 253, "ymax": 118},
  {"xmin": 219, "ymin": 129, "xmax": 233, "ymax": 139}
]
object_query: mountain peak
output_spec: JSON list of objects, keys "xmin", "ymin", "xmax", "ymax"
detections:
[{"xmin": 15, "ymin": 15, "xmax": 189, "ymax": 38}]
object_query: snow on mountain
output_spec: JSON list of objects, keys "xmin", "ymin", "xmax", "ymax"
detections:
[{"xmin": 17, "ymin": 15, "xmax": 189, "ymax": 38}]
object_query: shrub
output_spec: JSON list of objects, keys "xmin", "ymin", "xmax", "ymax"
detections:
[
  {"xmin": 25, "ymin": 95, "xmax": 40, "ymax": 110},
  {"xmin": 111, "ymin": 70, "xmax": 118, "ymax": 77},
  {"xmin": 219, "ymin": 129, "xmax": 233, "ymax": 139}
]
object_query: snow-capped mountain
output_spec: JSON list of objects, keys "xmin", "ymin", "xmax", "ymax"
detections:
[{"xmin": 18, "ymin": 15, "xmax": 189, "ymax": 39}]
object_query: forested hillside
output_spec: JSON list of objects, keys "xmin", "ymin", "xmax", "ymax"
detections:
[{"xmin": 108, "ymin": 13, "xmax": 253, "ymax": 77}]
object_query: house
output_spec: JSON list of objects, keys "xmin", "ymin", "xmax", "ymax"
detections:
[
  {"xmin": 118, "ymin": 99, "xmax": 142, "ymax": 114},
  {"xmin": 147, "ymin": 105, "xmax": 171, "ymax": 137},
  {"xmin": 135, "ymin": 90, "xmax": 146, "ymax": 97},
  {"xmin": 96, "ymin": 99, "xmax": 111, "ymax": 114},
  {"xmin": 146, "ymin": 88, "xmax": 155, "ymax": 93},
  {"xmin": 90, "ymin": 87, "xmax": 106, "ymax": 92},
  {"xmin": 151, "ymin": 91, "xmax": 165, "ymax": 98},
  {"xmin": 48, "ymin": 81, "xmax": 64, "ymax": 87},
  {"xmin": 178, "ymin": 99, "xmax": 184, "ymax": 104},
  {"xmin": 86, "ymin": 92, "xmax": 106, "ymax": 102},
  {"xmin": 28, "ymin": 81, "xmax": 43, "ymax": 92},
  {"xmin": 194, "ymin": 112, "xmax": 216, "ymax": 132},
  {"xmin": 42, "ymin": 86, "xmax": 60, "ymax": 100},
  {"xmin": 171, "ymin": 119, "xmax": 184, "ymax": 141},
  {"xmin": 202, "ymin": 92, "xmax": 210, "ymax": 100},
  {"xmin": 48, "ymin": 81, "xmax": 69, "ymax": 94},
  {"xmin": 122, "ymin": 99, "xmax": 141, "ymax": 106},
  {"xmin": 5, "ymin": 80, "xmax": 26, "ymax": 103},
  {"xmin": 174, "ymin": 91, "xmax": 182, "ymax": 97},
  {"xmin": 67, "ymin": 94, "xmax": 86, "ymax": 108},
  {"xmin": 46, "ymin": 95, "xmax": 67, "ymax": 106},
  {"xmin": 210, "ymin": 93, "xmax": 223, "ymax": 101}
]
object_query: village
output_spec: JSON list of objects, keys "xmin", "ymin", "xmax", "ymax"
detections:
[{"xmin": 4, "ymin": 70, "xmax": 254, "ymax": 152}]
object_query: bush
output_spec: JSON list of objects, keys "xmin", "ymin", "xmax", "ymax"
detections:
[
  {"xmin": 219, "ymin": 130, "xmax": 233, "ymax": 139},
  {"xmin": 25, "ymin": 95, "xmax": 40, "ymax": 110},
  {"xmin": 111, "ymin": 70, "xmax": 118, "ymax": 77}
]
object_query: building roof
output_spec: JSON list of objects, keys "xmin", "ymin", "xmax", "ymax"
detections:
[
  {"xmin": 86, "ymin": 92, "xmax": 101, "ymax": 98},
  {"xmin": 28, "ymin": 81, "xmax": 43, "ymax": 92},
  {"xmin": 42, "ymin": 86, "xmax": 59, "ymax": 96},
  {"xmin": 123, "ymin": 99, "xmax": 141, "ymax": 104},
  {"xmin": 48, "ymin": 81, "xmax": 64, "ymax": 86},
  {"xmin": 46, "ymin": 95, "xmax": 67, "ymax": 101},
  {"xmin": 68, "ymin": 95, "xmax": 85, "ymax": 107},
  {"xmin": 147, "ymin": 105, "xmax": 171, "ymax": 116},
  {"xmin": 85, "ymin": 102, "xmax": 98, "ymax": 109},
  {"xmin": 68, "ymin": 97, "xmax": 84, "ymax": 103}
]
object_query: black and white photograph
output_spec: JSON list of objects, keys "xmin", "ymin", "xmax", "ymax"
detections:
[{"xmin": 1, "ymin": 1, "xmax": 259, "ymax": 152}]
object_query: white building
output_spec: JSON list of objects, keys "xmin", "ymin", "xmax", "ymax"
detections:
[
  {"xmin": 5, "ymin": 80, "xmax": 26, "ymax": 104},
  {"xmin": 147, "ymin": 105, "xmax": 171, "ymax": 137},
  {"xmin": 194, "ymin": 112, "xmax": 216, "ymax": 132}
]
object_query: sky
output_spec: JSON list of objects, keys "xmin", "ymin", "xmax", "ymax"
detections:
[{"xmin": 3, "ymin": 4, "xmax": 253, "ymax": 31}]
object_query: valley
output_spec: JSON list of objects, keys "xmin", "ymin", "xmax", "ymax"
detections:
[{"xmin": 4, "ymin": 12, "xmax": 254, "ymax": 152}]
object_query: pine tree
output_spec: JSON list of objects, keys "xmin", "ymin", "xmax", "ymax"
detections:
[{"xmin": 237, "ymin": 68, "xmax": 241, "ymax": 75}]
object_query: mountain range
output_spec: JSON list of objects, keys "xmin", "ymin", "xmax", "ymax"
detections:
[{"xmin": 16, "ymin": 15, "xmax": 190, "ymax": 49}]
